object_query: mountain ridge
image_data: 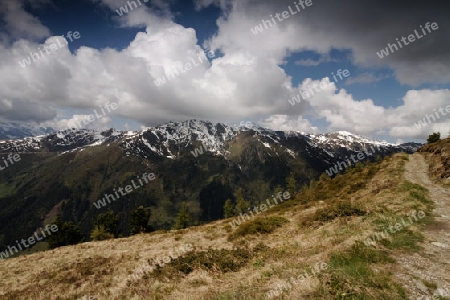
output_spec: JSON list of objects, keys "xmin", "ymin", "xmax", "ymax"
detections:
[{"xmin": 0, "ymin": 120, "xmax": 421, "ymax": 159}]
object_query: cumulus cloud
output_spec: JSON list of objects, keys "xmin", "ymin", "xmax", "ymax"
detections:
[{"xmin": 0, "ymin": 0, "xmax": 448, "ymax": 142}]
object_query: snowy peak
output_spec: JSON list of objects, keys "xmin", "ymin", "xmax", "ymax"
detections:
[
  {"xmin": 309, "ymin": 131, "xmax": 396, "ymax": 150},
  {"xmin": 0, "ymin": 120, "xmax": 422, "ymax": 162},
  {"xmin": 121, "ymin": 120, "xmax": 236, "ymax": 159}
]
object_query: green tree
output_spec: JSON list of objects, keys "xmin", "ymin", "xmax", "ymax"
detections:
[
  {"xmin": 286, "ymin": 172, "xmax": 297, "ymax": 196},
  {"xmin": 427, "ymin": 132, "xmax": 441, "ymax": 144},
  {"xmin": 90, "ymin": 225, "xmax": 114, "ymax": 241},
  {"xmin": 234, "ymin": 188, "xmax": 249, "ymax": 214},
  {"xmin": 47, "ymin": 216, "xmax": 83, "ymax": 249},
  {"xmin": 93, "ymin": 210, "xmax": 119, "ymax": 237},
  {"xmin": 223, "ymin": 199, "xmax": 234, "ymax": 218},
  {"xmin": 130, "ymin": 206, "xmax": 152, "ymax": 235},
  {"xmin": 173, "ymin": 202, "xmax": 190, "ymax": 230}
]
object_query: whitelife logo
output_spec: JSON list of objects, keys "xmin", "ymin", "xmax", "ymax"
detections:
[
  {"xmin": 376, "ymin": 22, "xmax": 439, "ymax": 59},
  {"xmin": 153, "ymin": 50, "xmax": 216, "ymax": 87},
  {"xmin": 18, "ymin": 31, "xmax": 81, "ymax": 68},
  {"xmin": 228, "ymin": 191, "xmax": 291, "ymax": 229},
  {"xmin": 325, "ymin": 145, "xmax": 380, "ymax": 177},
  {"xmin": 0, "ymin": 224, "xmax": 58, "ymax": 260},
  {"xmin": 414, "ymin": 105, "xmax": 450, "ymax": 129},
  {"xmin": 363, "ymin": 210, "xmax": 426, "ymax": 247},
  {"xmin": 64, "ymin": 101, "xmax": 118, "ymax": 132},
  {"xmin": 116, "ymin": 0, "xmax": 147, "ymax": 16},
  {"xmin": 250, "ymin": 0, "xmax": 313, "ymax": 35},
  {"xmin": 93, "ymin": 172, "xmax": 156, "ymax": 209},
  {"xmin": 57, "ymin": 101, "xmax": 119, "ymax": 155},
  {"xmin": 288, "ymin": 69, "xmax": 350, "ymax": 106},
  {"xmin": 0, "ymin": 153, "xmax": 21, "ymax": 171}
]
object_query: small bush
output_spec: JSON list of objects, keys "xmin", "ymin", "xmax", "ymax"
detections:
[
  {"xmin": 90, "ymin": 225, "xmax": 114, "ymax": 241},
  {"xmin": 146, "ymin": 244, "xmax": 270, "ymax": 280},
  {"xmin": 228, "ymin": 216, "xmax": 288, "ymax": 240},
  {"xmin": 173, "ymin": 248, "xmax": 252, "ymax": 274},
  {"xmin": 302, "ymin": 201, "xmax": 366, "ymax": 227},
  {"xmin": 427, "ymin": 132, "xmax": 441, "ymax": 144}
]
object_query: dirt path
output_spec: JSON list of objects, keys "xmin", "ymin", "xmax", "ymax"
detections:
[{"xmin": 396, "ymin": 153, "xmax": 450, "ymax": 299}]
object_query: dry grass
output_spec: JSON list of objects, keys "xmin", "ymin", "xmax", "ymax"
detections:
[{"xmin": 0, "ymin": 153, "xmax": 437, "ymax": 299}]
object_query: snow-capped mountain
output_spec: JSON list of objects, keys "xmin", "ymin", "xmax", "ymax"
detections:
[{"xmin": 0, "ymin": 120, "xmax": 421, "ymax": 162}]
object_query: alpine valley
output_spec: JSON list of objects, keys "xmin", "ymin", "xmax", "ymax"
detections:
[{"xmin": 0, "ymin": 120, "xmax": 421, "ymax": 250}]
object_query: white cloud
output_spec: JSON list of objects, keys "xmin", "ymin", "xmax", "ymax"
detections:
[
  {"xmin": 0, "ymin": 0, "xmax": 448, "ymax": 142},
  {"xmin": 45, "ymin": 114, "xmax": 113, "ymax": 131},
  {"xmin": 260, "ymin": 115, "xmax": 319, "ymax": 133}
]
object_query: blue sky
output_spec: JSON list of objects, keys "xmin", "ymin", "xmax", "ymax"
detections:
[{"xmin": 0, "ymin": 0, "xmax": 449, "ymax": 143}]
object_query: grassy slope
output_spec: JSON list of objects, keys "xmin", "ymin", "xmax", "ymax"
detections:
[
  {"xmin": 418, "ymin": 137, "xmax": 450, "ymax": 186},
  {"xmin": 0, "ymin": 153, "xmax": 440, "ymax": 299}
]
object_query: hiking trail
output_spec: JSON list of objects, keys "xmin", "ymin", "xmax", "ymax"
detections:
[{"xmin": 395, "ymin": 153, "xmax": 450, "ymax": 299}]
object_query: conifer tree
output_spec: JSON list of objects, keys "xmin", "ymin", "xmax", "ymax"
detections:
[
  {"xmin": 173, "ymin": 202, "xmax": 190, "ymax": 230},
  {"xmin": 130, "ymin": 206, "xmax": 152, "ymax": 235},
  {"xmin": 223, "ymin": 199, "xmax": 234, "ymax": 218},
  {"xmin": 286, "ymin": 172, "xmax": 297, "ymax": 196},
  {"xmin": 234, "ymin": 188, "xmax": 249, "ymax": 214}
]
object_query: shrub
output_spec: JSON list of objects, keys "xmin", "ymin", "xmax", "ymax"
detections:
[
  {"xmin": 302, "ymin": 201, "xmax": 366, "ymax": 227},
  {"xmin": 90, "ymin": 225, "xmax": 114, "ymax": 241},
  {"xmin": 149, "ymin": 243, "xmax": 270, "ymax": 281},
  {"xmin": 47, "ymin": 216, "xmax": 83, "ymax": 249},
  {"xmin": 93, "ymin": 210, "xmax": 119, "ymax": 237},
  {"xmin": 427, "ymin": 132, "xmax": 441, "ymax": 144},
  {"xmin": 130, "ymin": 206, "xmax": 152, "ymax": 234},
  {"xmin": 229, "ymin": 216, "xmax": 288, "ymax": 240}
]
